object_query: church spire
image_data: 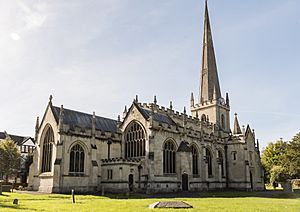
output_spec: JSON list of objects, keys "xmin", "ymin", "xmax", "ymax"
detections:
[
  {"xmin": 200, "ymin": 0, "xmax": 221, "ymax": 103},
  {"xmin": 233, "ymin": 113, "xmax": 242, "ymax": 135}
]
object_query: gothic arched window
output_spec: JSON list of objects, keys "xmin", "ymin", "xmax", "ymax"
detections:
[
  {"xmin": 206, "ymin": 148, "xmax": 213, "ymax": 177},
  {"xmin": 41, "ymin": 126, "xmax": 54, "ymax": 173},
  {"xmin": 191, "ymin": 145, "xmax": 199, "ymax": 175},
  {"xmin": 163, "ymin": 140, "xmax": 176, "ymax": 174},
  {"xmin": 69, "ymin": 144, "xmax": 85, "ymax": 174},
  {"xmin": 125, "ymin": 121, "xmax": 145, "ymax": 158},
  {"xmin": 218, "ymin": 150, "xmax": 224, "ymax": 177}
]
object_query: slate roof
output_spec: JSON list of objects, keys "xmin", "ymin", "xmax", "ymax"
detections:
[
  {"xmin": 0, "ymin": 132, "xmax": 5, "ymax": 140},
  {"xmin": 139, "ymin": 108, "xmax": 176, "ymax": 126},
  {"xmin": 52, "ymin": 106, "xmax": 118, "ymax": 133},
  {"xmin": 0, "ymin": 132, "xmax": 34, "ymax": 146}
]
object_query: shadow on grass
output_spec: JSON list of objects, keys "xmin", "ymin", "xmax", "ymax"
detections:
[
  {"xmin": 0, "ymin": 202, "xmax": 38, "ymax": 211},
  {"xmin": 102, "ymin": 190, "xmax": 300, "ymax": 200}
]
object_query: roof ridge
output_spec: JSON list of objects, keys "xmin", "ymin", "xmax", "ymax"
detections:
[{"xmin": 53, "ymin": 105, "xmax": 117, "ymax": 122}]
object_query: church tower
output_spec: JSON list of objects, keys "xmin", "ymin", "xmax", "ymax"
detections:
[{"xmin": 191, "ymin": 1, "xmax": 230, "ymax": 132}]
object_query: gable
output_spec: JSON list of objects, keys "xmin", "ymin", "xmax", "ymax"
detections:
[
  {"xmin": 22, "ymin": 138, "xmax": 35, "ymax": 146},
  {"xmin": 122, "ymin": 101, "xmax": 176, "ymax": 128},
  {"xmin": 38, "ymin": 103, "xmax": 59, "ymax": 133}
]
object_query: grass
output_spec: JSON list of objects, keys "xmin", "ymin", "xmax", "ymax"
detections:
[{"xmin": 0, "ymin": 191, "xmax": 300, "ymax": 212}]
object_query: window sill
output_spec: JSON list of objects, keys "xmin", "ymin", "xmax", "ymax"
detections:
[
  {"xmin": 163, "ymin": 173, "xmax": 177, "ymax": 177},
  {"xmin": 39, "ymin": 172, "xmax": 53, "ymax": 178},
  {"xmin": 68, "ymin": 173, "xmax": 85, "ymax": 177}
]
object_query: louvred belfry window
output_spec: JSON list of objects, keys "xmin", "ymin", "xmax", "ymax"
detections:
[{"xmin": 125, "ymin": 122, "xmax": 146, "ymax": 158}]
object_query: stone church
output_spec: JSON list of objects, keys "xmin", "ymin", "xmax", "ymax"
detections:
[{"xmin": 28, "ymin": 2, "xmax": 264, "ymax": 193}]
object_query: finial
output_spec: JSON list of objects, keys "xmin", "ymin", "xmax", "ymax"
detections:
[
  {"xmin": 123, "ymin": 106, "xmax": 127, "ymax": 119},
  {"xmin": 226, "ymin": 93, "xmax": 230, "ymax": 106},
  {"xmin": 242, "ymin": 125, "xmax": 245, "ymax": 134},
  {"xmin": 169, "ymin": 101, "xmax": 173, "ymax": 110},
  {"xmin": 183, "ymin": 106, "xmax": 186, "ymax": 114},
  {"xmin": 154, "ymin": 95, "xmax": 157, "ymax": 105},
  {"xmin": 191, "ymin": 92, "xmax": 195, "ymax": 106},
  {"xmin": 135, "ymin": 95, "xmax": 138, "ymax": 102},
  {"xmin": 233, "ymin": 113, "xmax": 242, "ymax": 134},
  {"xmin": 117, "ymin": 115, "xmax": 121, "ymax": 123},
  {"xmin": 35, "ymin": 116, "xmax": 40, "ymax": 130},
  {"xmin": 196, "ymin": 111, "xmax": 199, "ymax": 118},
  {"xmin": 91, "ymin": 111, "xmax": 96, "ymax": 137},
  {"xmin": 59, "ymin": 105, "xmax": 64, "ymax": 132},
  {"xmin": 49, "ymin": 95, "xmax": 53, "ymax": 105},
  {"xmin": 59, "ymin": 105, "xmax": 64, "ymax": 117}
]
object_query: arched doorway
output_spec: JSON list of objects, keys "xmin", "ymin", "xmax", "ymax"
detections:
[
  {"xmin": 182, "ymin": 173, "xmax": 188, "ymax": 191},
  {"xmin": 128, "ymin": 174, "xmax": 134, "ymax": 191}
]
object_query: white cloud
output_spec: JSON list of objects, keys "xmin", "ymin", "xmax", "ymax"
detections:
[
  {"xmin": 10, "ymin": 32, "xmax": 20, "ymax": 40},
  {"xmin": 11, "ymin": 1, "xmax": 47, "ymax": 39}
]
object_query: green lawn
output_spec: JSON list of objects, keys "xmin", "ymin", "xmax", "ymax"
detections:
[{"xmin": 0, "ymin": 191, "xmax": 300, "ymax": 212}]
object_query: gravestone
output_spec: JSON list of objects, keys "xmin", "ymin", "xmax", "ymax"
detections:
[
  {"xmin": 13, "ymin": 199, "xmax": 18, "ymax": 205},
  {"xmin": 149, "ymin": 201, "xmax": 193, "ymax": 209}
]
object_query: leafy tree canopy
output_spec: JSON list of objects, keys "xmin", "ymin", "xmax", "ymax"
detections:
[
  {"xmin": 0, "ymin": 138, "xmax": 21, "ymax": 182},
  {"xmin": 262, "ymin": 132, "xmax": 300, "ymax": 183},
  {"xmin": 261, "ymin": 139, "xmax": 288, "ymax": 182},
  {"xmin": 285, "ymin": 132, "xmax": 300, "ymax": 178}
]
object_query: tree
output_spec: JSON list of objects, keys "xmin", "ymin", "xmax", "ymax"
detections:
[
  {"xmin": 262, "ymin": 132, "xmax": 300, "ymax": 186},
  {"xmin": 261, "ymin": 139, "xmax": 288, "ymax": 183},
  {"xmin": 270, "ymin": 165, "xmax": 288, "ymax": 184},
  {"xmin": 0, "ymin": 139, "xmax": 21, "ymax": 183},
  {"xmin": 285, "ymin": 132, "xmax": 300, "ymax": 179}
]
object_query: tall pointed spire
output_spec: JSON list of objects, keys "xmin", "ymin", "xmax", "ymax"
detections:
[
  {"xmin": 200, "ymin": 1, "xmax": 221, "ymax": 103},
  {"xmin": 233, "ymin": 113, "xmax": 242, "ymax": 134}
]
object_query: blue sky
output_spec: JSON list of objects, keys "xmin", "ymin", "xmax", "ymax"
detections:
[{"xmin": 0, "ymin": 0, "xmax": 299, "ymax": 150}]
